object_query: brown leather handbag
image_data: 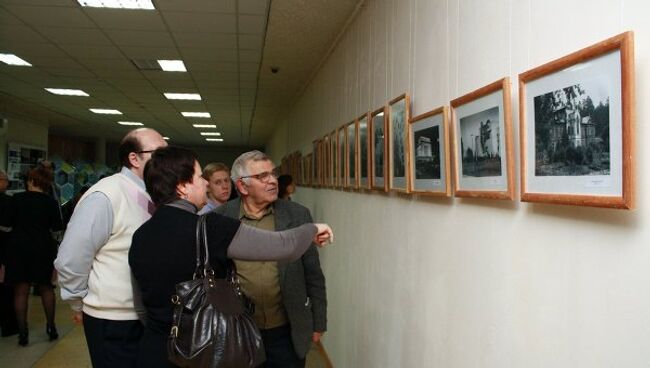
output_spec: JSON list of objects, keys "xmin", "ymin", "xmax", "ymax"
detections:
[{"xmin": 167, "ymin": 215, "xmax": 265, "ymax": 368}]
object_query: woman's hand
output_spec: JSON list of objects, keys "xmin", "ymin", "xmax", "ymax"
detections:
[{"xmin": 313, "ymin": 223, "xmax": 334, "ymax": 247}]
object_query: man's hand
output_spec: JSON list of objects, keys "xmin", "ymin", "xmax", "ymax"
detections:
[
  {"xmin": 313, "ymin": 224, "xmax": 333, "ymax": 246},
  {"xmin": 71, "ymin": 311, "xmax": 83, "ymax": 325},
  {"xmin": 312, "ymin": 331, "xmax": 323, "ymax": 343}
]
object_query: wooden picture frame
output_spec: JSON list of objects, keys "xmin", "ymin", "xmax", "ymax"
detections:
[
  {"xmin": 312, "ymin": 139, "xmax": 321, "ymax": 188},
  {"xmin": 345, "ymin": 120, "xmax": 358, "ymax": 189},
  {"xmin": 408, "ymin": 106, "xmax": 452, "ymax": 196},
  {"xmin": 336, "ymin": 125, "xmax": 346, "ymax": 189},
  {"xmin": 450, "ymin": 77, "xmax": 515, "ymax": 200},
  {"xmin": 388, "ymin": 94, "xmax": 410, "ymax": 192},
  {"xmin": 519, "ymin": 31, "xmax": 634, "ymax": 209},
  {"xmin": 329, "ymin": 130, "xmax": 336, "ymax": 188},
  {"xmin": 357, "ymin": 112, "xmax": 371, "ymax": 189},
  {"xmin": 370, "ymin": 106, "xmax": 388, "ymax": 191},
  {"xmin": 304, "ymin": 153, "xmax": 313, "ymax": 186}
]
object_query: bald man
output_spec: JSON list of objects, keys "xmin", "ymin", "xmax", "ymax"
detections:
[{"xmin": 55, "ymin": 128, "xmax": 167, "ymax": 368}]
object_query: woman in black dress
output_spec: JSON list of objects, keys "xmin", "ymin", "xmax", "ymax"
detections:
[
  {"xmin": 129, "ymin": 146, "xmax": 333, "ymax": 367},
  {"xmin": 1, "ymin": 167, "xmax": 63, "ymax": 346}
]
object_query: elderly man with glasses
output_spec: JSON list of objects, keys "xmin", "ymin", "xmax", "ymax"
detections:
[
  {"xmin": 215, "ymin": 150, "xmax": 327, "ymax": 368},
  {"xmin": 55, "ymin": 128, "xmax": 167, "ymax": 367}
]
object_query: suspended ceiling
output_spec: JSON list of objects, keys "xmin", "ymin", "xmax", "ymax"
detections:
[{"xmin": 0, "ymin": 0, "xmax": 359, "ymax": 147}]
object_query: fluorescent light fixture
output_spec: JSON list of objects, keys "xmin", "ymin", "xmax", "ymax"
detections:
[
  {"xmin": 117, "ymin": 121, "xmax": 143, "ymax": 126},
  {"xmin": 181, "ymin": 112, "xmax": 210, "ymax": 118},
  {"xmin": 90, "ymin": 108, "xmax": 122, "ymax": 115},
  {"xmin": 200, "ymin": 132, "xmax": 221, "ymax": 136},
  {"xmin": 158, "ymin": 60, "xmax": 186, "ymax": 72},
  {"xmin": 164, "ymin": 93, "xmax": 201, "ymax": 100},
  {"xmin": 0, "ymin": 53, "xmax": 32, "ymax": 66},
  {"xmin": 77, "ymin": 0, "xmax": 155, "ymax": 10},
  {"xmin": 206, "ymin": 138, "xmax": 224, "ymax": 142},
  {"xmin": 193, "ymin": 124, "xmax": 217, "ymax": 128},
  {"xmin": 163, "ymin": 136, "xmax": 170, "ymax": 140},
  {"xmin": 45, "ymin": 88, "xmax": 89, "ymax": 96}
]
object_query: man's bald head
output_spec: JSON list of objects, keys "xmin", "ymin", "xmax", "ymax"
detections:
[{"xmin": 118, "ymin": 128, "xmax": 167, "ymax": 178}]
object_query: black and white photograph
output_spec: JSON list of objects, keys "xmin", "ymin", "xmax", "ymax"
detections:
[
  {"xmin": 391, "ymin": 99, "xmax": 406, "ymax": 179},
  {"xmin": 414, "ymin": 125, "xmax": 441, "ymax": 180},
  {"xmin": 371, "ymin": 111, "xmax": 386, "ymax": 188},
  {"xmin": 533, "ymin": 81, "xmax": 610, "ymax": 177},
  {"xmin": 459, "ymin": 106, "xmax": 502, "ymax": 178},
  {"xmin": 519, "ymin": 31, "xmax": 633, "ymax": 209},
  {"xmin": 359, "ymin": 115, "xmax": 369, "ymax": 187},
  {"xmin": 329, "ymin": 131, "xmax": 337, "ymax": 186},
  {"xmin": 337, "ymin": 126, "xmax": 346, "ymax": 187},
  {"xmin": 347, "ymin": 121, "xmax": 357, "ymax": 188}
]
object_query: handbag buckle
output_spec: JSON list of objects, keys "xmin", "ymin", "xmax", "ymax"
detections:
[
  {"xmin": 171, "ymin": 295, "xmax": 180, "ymax": 305},
  {"xmin": 170, "ymin": 326, "xmax": 178, "ymax": 337}
]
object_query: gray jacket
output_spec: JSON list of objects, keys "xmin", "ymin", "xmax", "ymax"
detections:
[{"xmin": 214, "ymin": 198, "xmax": 327, "ymax": 358}]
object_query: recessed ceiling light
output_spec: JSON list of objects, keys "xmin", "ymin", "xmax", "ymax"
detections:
[
  {"xmin": 193, "ymin": 124, "xmax": 217, "ymax": 128},
  {"xmin": 206, "ymin": 138, "xmax": 224, "ymax": 142},
  {"xmin": 45, "ymin": 88, "xmax": 89, "ymax": 96},
  {"xmin": 163, "ymin": 136, "xmax": 170, "ymax": 140},
  {"xmin": 181, "ymin": 112, "xmax": 210, "ymax": 118},
  {"xmin": 117, "ymin": 121, "xmax": 143, "ymax": 126},
  {"xmin": 164, "ymin": 93, "xmax": 201, "ymax": 100},
  {"xmin": 0, "ymin": 53, "xmax": 32, "ymax": 66},
  {"xmin": 158, "ymin": 60, "xmax": 186, "ymax": 72},
  {"xmin": 90, "ymin": 108, "xmax": 122, "ymax": 115},
  {"xmin": 200, "ymin": 132, "xmax": 221, "ymax": 136},
  {"xmin": 77, "ymin": 0, "xmax": 155, "ymax": 10}
]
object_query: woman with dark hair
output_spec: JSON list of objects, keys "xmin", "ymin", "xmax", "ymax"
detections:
[
  {"xmin": 278, "ymin": 174, "xmax": 295, "ymax": 200},
  {"xmin": 128, "ymin": 146, "xmax": 333, "ymax": 367},
  {"xmin": 1, "ymin": 167, "xmax": 63, "ymax": 346}
]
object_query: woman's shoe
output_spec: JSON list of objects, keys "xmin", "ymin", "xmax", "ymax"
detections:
[
  {"xmin": 18, "ymin": 329, "xmax": 28, "ymax": 346},
  {"xmin": 46, "ymin": 324, "xmax": 59, "ymax": 341}
]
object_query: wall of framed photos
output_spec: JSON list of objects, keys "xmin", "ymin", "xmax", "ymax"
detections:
[{"xmin": 266, "ymin": 0, "xmax": 650, "ymax": 367}]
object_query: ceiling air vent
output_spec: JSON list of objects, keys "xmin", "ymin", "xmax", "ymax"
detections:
[{"xmin": 131, "ymin": 59, "xmax": 162, "ymax": 71}]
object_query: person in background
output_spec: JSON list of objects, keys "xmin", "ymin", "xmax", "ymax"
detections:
[
  {"xmin": 128, "ymin": 146, "xmax": 333, "ymax": 367},
  {"xmin": 0, "ymin": 169, "xmax": 19, "ymax": 338},
  {"xmin": 197, "ymin": 162, "xmax": 232, "ymax": 215},
  {"xmin": 278, "ymin": 174, "xmax": 295, "ymax": 201},
  {"xmin": 215, "ymin": 151, "xmax": 327, "ymax": 368},
  {"xmin": 55, "ymin": 128, "xmax": 167, "ymax": 368},
  {"xmin": 1, "ymin": 167, "xmax": 63, "ymax": 346}
]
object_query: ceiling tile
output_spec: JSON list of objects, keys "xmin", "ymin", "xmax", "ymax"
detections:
[
  {"xmin": 240, "ymin": 62, "xmax": 259, "ymax": 73},
  {"xmin": 191, "ymin": 71, "xmax": 238, "ymax": 82},
  {"xmin": 238, "ymin": 34, "xmax": 263, "ymax": 50},
  {"xmin": 185, "ymin": 61, "xmax": 237, "ymax": 73},
  {"xmin": 164, "ymin": 12, "xmax": 236, "ymax": 33},
  {"xmin": 1, "ymin": 0, "xmax": 75, "ymax": 6},
  {"xmin": 35, "ymin": 27, "xmax": 112, "ymax": 45},
  {"xmin": 83, "ymin": 8, "xmax": 167, "ymax": 31},
  {"xmin": 2, "ymin": 43, "xmax": 69, "ymax": 58},
  {"xmin": 92, "ymin": 69, "xmax": 142, "ymax": 79},
  {"xmin": 39, "ymin": 67, "xmax": 95, "ymax": 78},
  {"xmin": 119, "ymin": 46, "xmax": 180, "ymax": 60},
  {"xmin": 105, "ymin": 30, "xmax": 175, "ymax": 47},
  {"xmin": 238, "ymin": 15, "xmax": 266, "ymax": 35},
  {"xmin": 239, "ymin": 49, "xmax": 261, "ymax": 63},
  {"xmin": 59, "ymin": 44, "xmax": 123, "ymax": 59},
  {"xmin": 182, "ymin": 48, "xmax": 238, "ymax": 62},
  {"xmin": 76, "ymin": 58, "xmax": 135, "ymax": 71},
  {"xmin": 238, "ymin": 0, "xmax": 269, "ymax": 15},
  {"xmin": 4, "ymin": 5, "xmax": 95, "ymax": 28},
  {"xmin": 0, "ymin": 7, "xmax": 24, "ymax": 25},
  {"xmin": 29, "ymin": 56, "xmax": 85, "ymax": 69},
  {"xmin": 156, "ymin": 0, "xmax": 236, "ymax": 13},
  {"xmin": 173, "ymin": 32, "xmax": 237, "ymax": 49},
  {"xmin": 0, "ymin": 24, "xmax": 49, "ymax": 44}
]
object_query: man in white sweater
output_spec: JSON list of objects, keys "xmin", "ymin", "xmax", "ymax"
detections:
[{"xmin": 55, "ymin": 128, "xmax": 166, "ymax": 368}]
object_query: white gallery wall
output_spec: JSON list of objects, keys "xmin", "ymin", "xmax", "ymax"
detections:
[{"xmin": 267, "ymin": 0, "xmax": 650, "ymax": 367}]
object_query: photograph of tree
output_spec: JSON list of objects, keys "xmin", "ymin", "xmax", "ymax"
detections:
[
  {"xmin": 414, "ymin": 125, "xmax": 441, "ymax": 180},
  {"xmin": 373, "ymin": 114, "xmax": 385, "ymax": 179},
  {"xmin": 391, "ymin": 99, "xmax": 406, "ymax": 178},
  {"xmin": 534, "ymin": 81, "xmax": 610, "ymax": 176},
  {"xmin": 459, "ymin": 106, "xmax": 501, "ymax": 177}
]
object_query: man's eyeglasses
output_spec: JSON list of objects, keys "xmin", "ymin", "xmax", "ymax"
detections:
[
  {"xmin": 134, "ymin": 149, "xmax": 155, "ymax": 154},
  {"xmin": 239, "ymin": 168, "xmax": 281, "ymax": 183}
]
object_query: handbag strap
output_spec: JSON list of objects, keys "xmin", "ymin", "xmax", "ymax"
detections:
[{"xmin": 193, "ymin": 215, "xmax": 214, "ymax": 278}]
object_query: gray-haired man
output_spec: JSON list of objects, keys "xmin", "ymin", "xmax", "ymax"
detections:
[{"xmin": 215, "ymin": 150, "xmax": 327, "ymax": 368}]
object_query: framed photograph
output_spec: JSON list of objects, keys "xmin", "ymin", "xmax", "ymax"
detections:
[
  {"xmin": 304, "ymin": 153, "xmax": 312, "ymax": 186},
  {"xmin": 329, "ymin": 131, "xmax": 336, "ymax": 188},
  {"xmin": 519, "ymin": 32, "xmax": 634, "ymax": 209},
  {"xmin": 370, "ymin": 106, "xmax": 388, "ymax": 191},
  {"xmin": 336, "ymin": 125, "xmax": 346, "ymax": 188},
  {"xmin": 450, "ymin": 77, "xmax": 515, "ymax": 200},
  {"xmin": 357, "ymin": 112, "xmax": 371, "ymax": 189},
  {"xmin": 312, "ymin": 139, "xmax": 321, "ymax": 187},
  {"xmin": 388, "ymin": 94, "xmax": 410, "ymax": 192},
  {"xmin": 345, "ymin": 120, "xmax": 358, "ymax": 189},
  {"xmin": 408, "ymin": 106, "xmax": 452, "ymax": 196}
]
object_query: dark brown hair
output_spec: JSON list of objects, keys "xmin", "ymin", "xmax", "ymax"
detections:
[
  {"xmin": 144, "ymin": 146, "xmax": 198, "ymax": 207},
  {"xmin": 118, "ymin": 133, "xmax": 142, "ymax": 169},
  {"xmin": 27, "ymin": 166, "xmax": 53, "ymax": 191}
]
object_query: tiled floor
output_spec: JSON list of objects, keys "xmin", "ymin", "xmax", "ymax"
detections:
[{"xmin": 1, "ymin": 294, "xmax": 331, "ymax": 367}]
